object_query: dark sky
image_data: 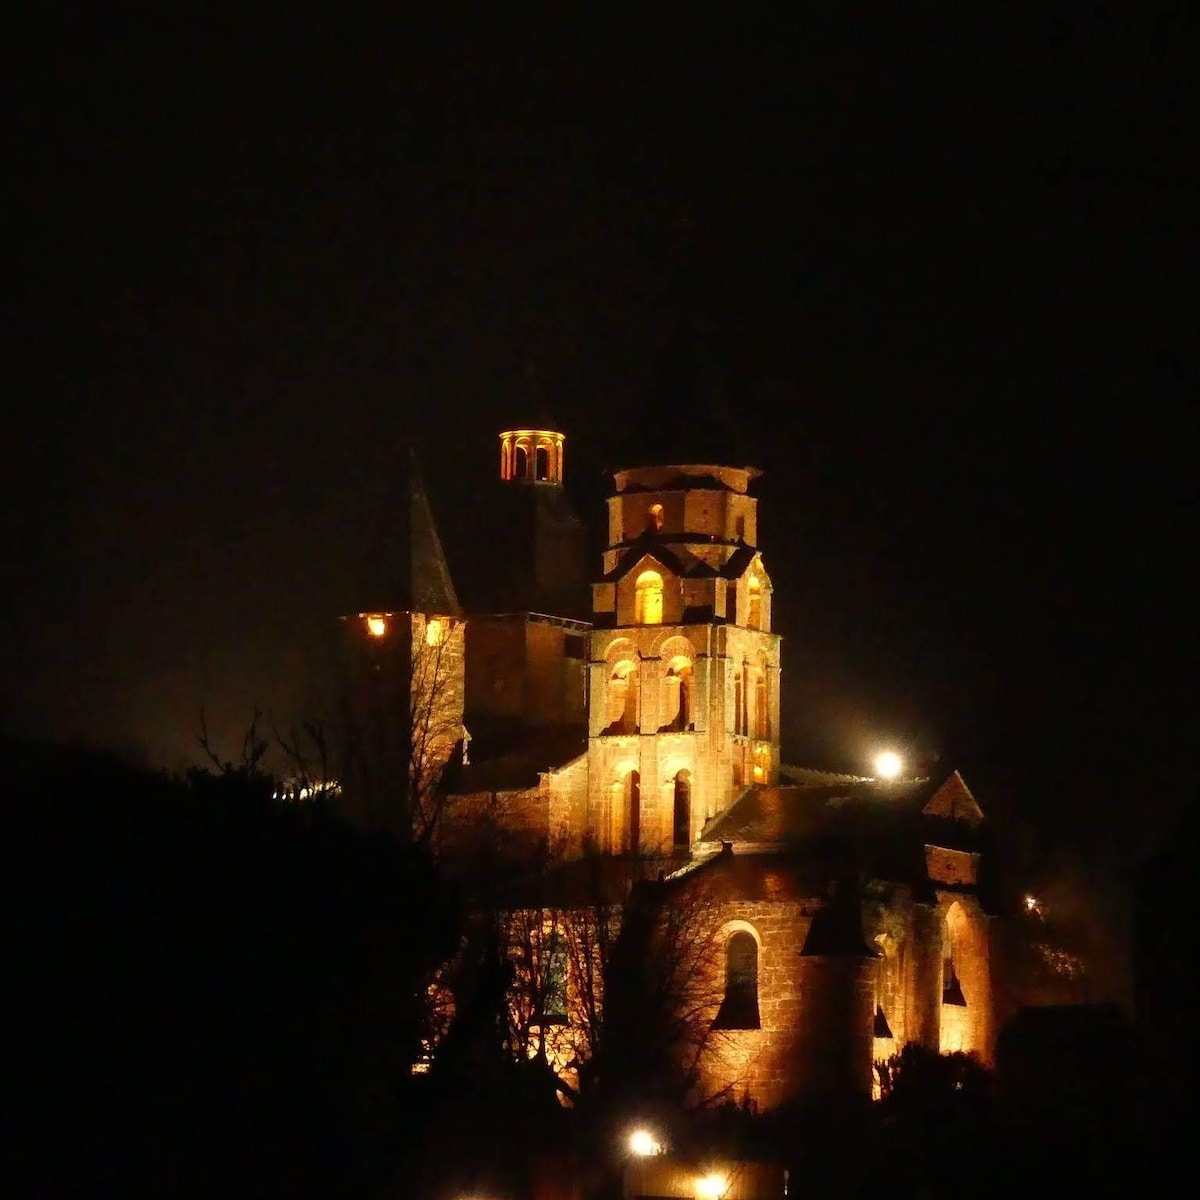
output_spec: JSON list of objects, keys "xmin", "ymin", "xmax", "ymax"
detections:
[{"xmin": 6, "ymin": 6, "xmax": 1196, "ymax": 856}]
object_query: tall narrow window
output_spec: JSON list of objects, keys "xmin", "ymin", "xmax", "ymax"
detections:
[
  {"xmin": 664, "ymin": 659, "xmax": 692, "ymax": 730},
  {"xmin": 648, "ymin": 503, "xmax": 664, "ymax": 531},
  {"xmin": 754, "ymin": 670, "xmax": 769, "ymax": 740},
  {"xmin": 747, "ymin": 576, "xmax": 762, "ymax": 630},
  {"xmin": 535, "ymin": 444, "xmax": 550, "ymax": 480},
  {"xmin": 739, "ymin": 662, "xmax": 750, "ymax": 736},
  {"xmin": 627, "ymin": 769, "xmax": 641, "ymax": 853},
  {"xmin": 672, "ymin": 771, "xmax": 691, "ymax": 851},
  {"xmin": 635, "ymin": 571, "xmax": 664, "ymax": 624},
  {"xmin": 714, "ymin": 931, "xmax": 760, "ymax": 1029},
  {"xmin": 733, "ymin": 668, "xmax": 744, "ymax": 736}
]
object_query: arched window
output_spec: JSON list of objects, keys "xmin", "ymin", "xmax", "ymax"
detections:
[
  {"xmin": 672, "ymin": 770, "xmax": 691, "ymax": 851},
  {"xmin": 611, "ymin": 769, "xmax": 640, "ymax": 852},
  {"xmin": 648, "ymin": 503, "xmax": 664, "ymax": 531},
  {"xmin": 733, "ymin": 667, "xmax": 745, "ymax": 736},
  {"xmin": 635, "ymin": 570, "xmax": 664, "ymax": 624},
  {"xmin": 535, "ymin": 444, "xmax": 550, "ymax": 480},
  {"xmin": 626, "ymin": 769, "xmax": 641, "ymax": 853},
  {"xmin": 747, "ymin": 575, "xmax": 762, "ymax": 630},
  {"xmin": 607, "ymin": 661, "xmax": 639, "ymax": 733},
  {"xmin": 664, "ymin": 658, "xmax": 692, "ymax": 730},
  {"xmin": 513, "ymin": 444, "xmax": 529, "ymax": 479},
  {"xmin": 714, "ymin": 931, "xmax": 760, "ymax": 1029},
  {"xmin": 754, "ymin": 669, "xmax": 769, "ymax": 740}
]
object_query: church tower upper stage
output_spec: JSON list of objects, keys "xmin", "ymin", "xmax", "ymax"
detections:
[{"xmin": 587, "ymin": 464, "xmax": 780, "ymax": 856}]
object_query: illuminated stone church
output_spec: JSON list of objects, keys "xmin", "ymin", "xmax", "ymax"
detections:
[{"xmin": 342, "ymin": 421, "xmax": 994, "ymax": 1108}]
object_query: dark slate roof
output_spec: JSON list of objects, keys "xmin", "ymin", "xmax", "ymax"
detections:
[
  {"xmin": 599, "ymin": 535, "xmax": 758, "ymax": 585},
  {"xmin": 696, "ymin": 773, "xmax": 983, "ymax": 896},
  {"xmin": 351, "ymin": 446, "xmax": 462, "ymax": 617},
  {"xmin": 665, "ymin": 846, "xmax": 830, "ymax": 902},
  {"xmin": 441, "ymin": 476, "xmax": 590, "ymax": 620},
  {"xmin": 455, "ymin": 725, "xmax": 588, "ymax": 792},
  {"xmin": 699, "ymin": 774, "xmax": 981, "ymax": 847}
]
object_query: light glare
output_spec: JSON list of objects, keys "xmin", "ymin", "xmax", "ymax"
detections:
[
  {"xmin": 628, "ymin": 1128, "xmax": 661, "ymax": 1157},
  {"xmin": 366, "ymin": 615, "xmax": 388, "ymax": 638},
  {"xmin": 696, "ymin": 1173, "xmax": 728, "ymax": 1198},
  {"xmin": 874, "ymin": 751, "xmax": 902, "ymax": 780}
]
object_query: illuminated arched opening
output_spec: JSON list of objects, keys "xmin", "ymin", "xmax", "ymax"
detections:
[
  {"xmin": 753, "ymin": 668, "xmax": 769, "ymax": 740},
  {"xmin": 513, "ymin": 443, "xmax": 529, "ymax": 480},
  {"xmin": 535, "ymin": 443, "xmax": 550, "ymax": 480},
  {"xmin": 664, "ymin": 656, "xmax": 693, "ymax": 731},
  {"xmin": 635, "ymin": 570, "xmax": 664, "ymax": 625},
  {"xmin": 672, "ymin": 769, "xmax": 691, "ymax": 851},
  {"xmin": 648, "ymin": 503, "xmax": 664, "ymax": 531},
  {"xmin": 714, "ymin": 930, "xmax": 760, "ymax": 1029},
  {"xmin": 747, "ymin": 575, "xmax": 762, "ymax": 630},
  {"xmin": 607, "ymin": 660, "xmax": 639, "ymax": 733}
]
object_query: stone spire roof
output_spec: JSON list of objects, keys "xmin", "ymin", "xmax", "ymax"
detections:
[{"xmin": 351, "ymin": 445, "xmax": 462, "ymax": 617}]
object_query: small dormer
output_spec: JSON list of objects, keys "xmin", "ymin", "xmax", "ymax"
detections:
[{"xmin": 500, "ymin": 425, "xmax": 565, "ymax": 485}]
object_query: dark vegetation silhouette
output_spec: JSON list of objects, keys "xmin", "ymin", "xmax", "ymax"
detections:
[
  {"xmin": 4, "ymin": 730, "xmax": 1181, "ymax": 1198},
  {"xmin": 3, "ymin": 734, "xmax": 457, "ymax": 1198}
]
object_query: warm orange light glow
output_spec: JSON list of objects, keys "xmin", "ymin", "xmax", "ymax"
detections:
[
  {"xmin": 696, "ymin": 1172, "xmax": 728, "ymax": 1199},
  {"xmin": 366, "ymin": 615, "xmax": 388, "ymax": 638},
  {"xmin": 873, "ymin": 751, "xmax": 902, "ymax": 780},
  {"xmin": 752, "ymin": 763, "xmax": 765, "ymax": 782},
  {"xmin": 635, "ymin": 570, "xmax": 664, "ymax": 624},
  {"xmin": 425, "ymin": 617, "xmax": 446, "ymax": 646},
  {"xmin": 627, "ymin": 1128, "xmax": 662, "ymax": 1157}
]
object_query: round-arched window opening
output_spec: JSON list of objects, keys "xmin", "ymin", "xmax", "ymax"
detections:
[{"xmin": 635, "ymin": 570, "xmax": 664, "ymax": 624}]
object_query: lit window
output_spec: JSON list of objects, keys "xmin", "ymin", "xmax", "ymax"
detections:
[
  {"xmin": 648, "ymin": 503, "xmax": 664, "ymax": 531},
  {"xmin": 425, "ymin": 618, "xmax": 446, "ymax": 646},
  {"xmin": 635, "ymin": 570, "xmax": 664, "ymax": 624},
  {"xmin": 714, "ymin": 931, "xmax": 760, "ymax": 1029},
  {"xmin": 747, "ymin": 575, "xmax": 762, "ymax": 630},
  {"xmin": 365, "ymin": 615, "xmax": 388, "ymax": 638}
]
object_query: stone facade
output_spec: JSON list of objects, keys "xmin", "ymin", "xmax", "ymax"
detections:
[{"xmin": 349, "ymin": 423, "xmax": 998, "ymax": 1107}]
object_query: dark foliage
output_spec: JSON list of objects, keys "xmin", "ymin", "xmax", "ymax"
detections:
[{"xmin": 2, "ymin": 737, "xmax": 458, "ymax": 1198}]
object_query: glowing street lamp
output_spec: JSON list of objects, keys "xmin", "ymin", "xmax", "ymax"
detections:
[
  {"xmin": 873, "ymin": 750, "xmax": 902, "ymax": 780},
  {"xmin": 365, "ymin": 614, "xmax": 388, "ymax": 638},
  {"xmin": 627, "ymin": 1128, "xmax": 663, "ymax": 1157}
]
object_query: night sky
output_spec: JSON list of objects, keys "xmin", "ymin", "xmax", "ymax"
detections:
[{"xmin": 7, "ymin": 7, "xmax": 1195, "ymax": 856}]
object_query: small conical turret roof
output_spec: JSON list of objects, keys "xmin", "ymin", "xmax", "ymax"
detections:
[{"xmin": 350, "ymin": 445, "xmax": 461, "ymax": 617}]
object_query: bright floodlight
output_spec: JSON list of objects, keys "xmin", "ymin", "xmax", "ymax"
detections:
[
  {"xmin": 696, "ymin": 1173, "xmax": 728, "ymax": 1199},
  {"xmin": 366, "ymin": 615, "xmax": 388, "ymax": 638},
  {"xmin": 628, "ymin": 1128, "xmax": 661, "ymax": 1157},
  {"xmin": 874, "ymin": 751, "xmax": 902, "ymax": 780}
]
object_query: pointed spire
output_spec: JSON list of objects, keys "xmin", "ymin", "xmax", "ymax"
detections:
[{"xmin": 351, "ymin": 444, "xmax": 461, "ymax": 617}]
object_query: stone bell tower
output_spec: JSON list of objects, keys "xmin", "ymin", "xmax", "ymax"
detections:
[
  {"xmin": 338, "ymin": 446, "xmax": 465, "ymax": 839},
  {"xmin": 586, "ymin": 463, "xmax": 781, "ymax": 857}
]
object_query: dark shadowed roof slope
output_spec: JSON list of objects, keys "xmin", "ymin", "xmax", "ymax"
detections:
[
  {"xmin": 350, "ymin": 446, "xmax": 461, "ymax": 617},
  {"xmin": 699, "ymin": 772, "xmax": 983, "ymax": 847}
]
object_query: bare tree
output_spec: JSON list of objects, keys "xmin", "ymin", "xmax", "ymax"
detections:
[
  {"xmin": 476, "ymin": 854, "xmax": 733, "ymax": 1110},
  {"xmin": 275, "ymin": 614, "xmax": 466, "ymax": 846}
]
